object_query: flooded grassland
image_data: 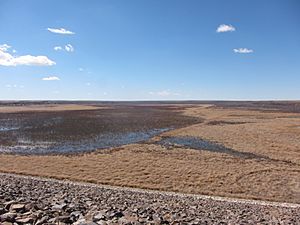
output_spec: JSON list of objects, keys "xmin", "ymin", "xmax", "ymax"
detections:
[{"xmin": 0, "ymin": 102, "xmax": 299, "ymax": 203}]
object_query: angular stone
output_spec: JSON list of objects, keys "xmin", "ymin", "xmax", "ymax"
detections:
[
  {"xmin": 0, "ymin": 212, "xmax": 17, "ymax": 222},
  {"xmin": 4, "ymin": 201, "xmax": 15, "ymax": 211},
  {"xmin": 24, "ymin": 203, "xmax": 35, "ymax": 211},
  {"xmin": 58, "ymin": 215, "xmax": 72, "ymax": 223},
  {"xmin": 52, "ymin": 203, "xmax": 67, "ymax": 211},
  {"xmin": 73, "ymin": 218, "xmax": 87, "ymax": 225},
  {"xmin": 73, "ymin": 218, "xmax": 98, "ymax": 225},
  {"xmin": 78, "ymin": 223, "xmax": 98, "ymax": 225},
  {"xmin": 15, "ymin": 217, "xmax": 34, "ymax": 224},
  {"xmin": 35, "ymin": 216, "xmax": 49, "ymax": 225},
  {"xmin": 96, "ymin": 220, "xmax": 108, "ymax": 225},
  {"xmin": 10, "ymin": 204, "xmax": 26, "ymax": 212},
  {"xmin": 1, "ymin": 222, "xmax": 14, "ymax": 225},
  {"xmin": 93, "ymin": 211, "xmax": 106, "ymax": 221},
  {"xmin": 0, "ymin": 207, "xmax": 7, "ymax": 214},
  {"xmin": 109, "ymin": 211, "xmax": 124, "ymax": 219}
]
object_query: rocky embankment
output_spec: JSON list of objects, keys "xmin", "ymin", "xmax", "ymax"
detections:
[{"xmin": 0, "ymin": 173, "xmax": 299, "ymax": 225}]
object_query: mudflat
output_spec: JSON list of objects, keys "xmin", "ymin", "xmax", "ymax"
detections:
[
  {"xmin": 0, "ymin": 103, "xmax": 199, "ymax": 154},
  {"xmin": 0, "ymin": 101, "xmax": 299, "ymax": 204}
]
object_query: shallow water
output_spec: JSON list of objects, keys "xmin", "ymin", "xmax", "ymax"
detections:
[
  {"xmin": 0, "ymin": 104, "xmax": 201, "ymax": 155},
  {"xmin": 157, "ymin": 136, "xmax": 268, "ymax": 160},
  {"xmin": 0, "ymin": 128, "xmax": 170, "ymax": 155},
  {"xmin": 0, "ymin": 127, "xmax": 19, "ymax": 132}
]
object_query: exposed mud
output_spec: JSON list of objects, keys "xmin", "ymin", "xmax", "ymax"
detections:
[{"xmin": 0, "ymin": 105, "xmax": 201, "ymax": 155}]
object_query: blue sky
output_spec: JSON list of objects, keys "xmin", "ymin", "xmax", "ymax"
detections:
[{"xmin": 0, "ymin": 0, "xmax": 299, "ymax": 100}]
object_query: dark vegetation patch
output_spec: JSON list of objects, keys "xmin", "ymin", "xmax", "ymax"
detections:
[
  {"xmin": 156, "ymin": 136, "xmax": 270, "ymax": 160},
  {"xmin": 211, "ymin": 101, "xmax": 300, "ymax": 113},
  {"xmin": 206, "ymin": 120, "xmax": 249, "ymax": 126}
]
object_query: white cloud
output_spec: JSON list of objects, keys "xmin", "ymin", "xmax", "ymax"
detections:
[
  {"xmin": 233, "ymin": 48, "xmax": 254, "ymax": 54},
  {"xmin": 216, "ymin": 24, "xmax": 236, "ymax": 33},
  {"xmin": 0, "ymin": 43, "xmax": 55, "ymax": 66},
  {"xmin": 10, "ymin": 55, "xmax": 55, "ymax": 66},
  {"xmin": 149, "ymin": 90, "xmax": 181, "ymax": 97},
  {"xmin": 0, "ymin": 44, "xmax": 11, "ymax": 51},
  {"xmin": 78, "ymin": 68, "xmax": 84, "ymax": 72},
  {"xmin": 42, "ymin": 76, "xmax": 60, "ymax": 81},
  {"xmin": 47, "ymin": 28, "xmax": 75, "ymax": 35},
  {"xmin": 54, "ymin": 46, "xmax": 63, "ymax": 51},
  {"xmin": 86, "ymin": 82, "xmax": 91, "ymax": 86},
  {"xmin": 65, "ymin": 44, "xmax": 74, "ymax": 52},
  {"xmin": 53, "ymin": 44, "xmax": 74, "ymax": 52}
]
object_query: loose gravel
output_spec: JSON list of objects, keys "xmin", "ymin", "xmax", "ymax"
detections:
[{"xmin": 0, "ymin": 173, "xmax": 299, "ymax": 224}]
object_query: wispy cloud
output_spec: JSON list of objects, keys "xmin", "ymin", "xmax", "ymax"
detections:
[
  {"xmin": 54, "ymin": 46, "xmax": 63, "ymax": 51},
  {"xmin": 47, "ymin": 28, "xmax": 75, "ymax": 35},
  {"xmin": 216, "ymin": 24, "xmax": 235, "ymax": 33},
  {"xmin": 65, "ymin": 44, "xmax": 74, "ymax": 52},
  {"xmin": 42, "ymin": 76, "xmax": 60, "ymax": 81},
  {"xmin": 0, "ymin": 44, "xmax": 11, "ymax": 51},
  {"xmin": 233, "ymin": 48, "xmax": 254, "ymax": 54},
  {"xmin": 149, "ymin": 90, "xmax": 181, "ymax": 97},
  {"xmin": 53, "ymin": 44, "xmax": 74, "ymax": 52},
  {"xmin": 5, "ymin": 84, "xmax": 24, "ymax": 88},
  {"xmin": 0, "ymin": 44, "xmax": 55, "ymax": 66}
]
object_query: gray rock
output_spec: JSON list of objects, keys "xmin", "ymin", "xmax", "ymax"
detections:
[
  {"xmin": 51, "ymin": 203, "xmax": 67, "ymax": 211},
  {"xmin": 93, "ymin": 211, "xmax": 106, "ymax": 221},
  {"xmin": 15, "ymin": 217, "xmax": 34, "ymax": 224},
  {"xmin": 96, "ymin": 220, "xmax": 108, "ymax": 225},
  {"xmin": 0, "ymin": 173, "xmax": 299, "ymax": 225},
  {"xmin": 34, "ymin": 215, "xmax": 48, "ymax": 225},
  {"xmin": 58, "ymin": 215, "xmax": 72, "ymax": 223},
  {"xmin": 0, "ymin": 207, "xmax": 7, "ymax": 214},
  {"xmin": 0, "ymin": 221, "xmax": 14, "ymax": 225},
  {"xmin": 0, "ymin": 212, "xmax": 17, "ymax": 222},
  {"xmin": 10, "ymin": 204, "xmax": 26, "ymax": 212},
  {"xmin": 77, "ymin": 223, "xmax": 98, "ymax": 225},
  {"xmin": 73, "ymin": 218, "xmax": 87, "ymax": 225},
  {"xmin": 3, "ymin": 201, "xmax": 15, "ymax": 211},
  {"xmin": 109, "ymin": 211, "xmax": 124, "ymax": 219}
]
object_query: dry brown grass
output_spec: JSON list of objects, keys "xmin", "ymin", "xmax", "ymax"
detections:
[
  {"xmin": 0, "ymin": 104, "xmax": 104, "ymax": 113},
  {"xmin": 0, "ymin": 144, "xmax": 299, "ymax": 203},
  {"xmin": 170, "ymin": 105, "xmax": 300, "ymax": 164},
  {"xmin": 0, "ymin": 105, "xmax": 299, "ymax": 203}
]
